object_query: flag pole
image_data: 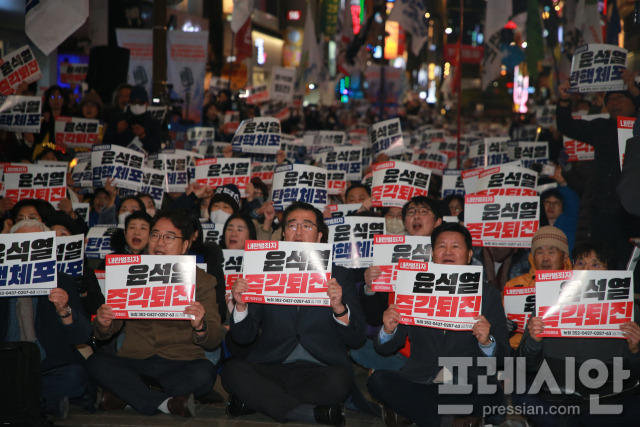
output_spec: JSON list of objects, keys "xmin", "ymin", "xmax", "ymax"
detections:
[{"xmin": 456, "ymin": 0, "xmax": 464, "ymax": 170}]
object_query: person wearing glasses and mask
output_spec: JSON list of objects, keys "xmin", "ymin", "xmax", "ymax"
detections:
[
  {"xmin": 222, "ymin": 201, "xmax": 369, "ymax": 426},
  {"xmin": 87, "ymin": 210, "xmax": 222, "ymax": 418}
]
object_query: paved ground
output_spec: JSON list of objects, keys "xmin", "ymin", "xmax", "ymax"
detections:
[{"xmin": 56, "ymin": 365, "xmax": 386, "ymax": 427}]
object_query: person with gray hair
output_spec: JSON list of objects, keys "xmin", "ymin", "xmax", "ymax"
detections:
[{"xmin": 0, "ymin": 219, "xmax": 93, "ymax": 419}]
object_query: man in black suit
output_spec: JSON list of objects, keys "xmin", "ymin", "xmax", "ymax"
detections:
[
  {"xmin": 222, "ymin": 201, "xmax": 367, "ymax": 425},
  {"xmin": 367, "ymin": 222, "xmax": 510, "ymax": 426}
]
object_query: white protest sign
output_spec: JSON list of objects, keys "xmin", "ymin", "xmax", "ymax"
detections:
[
  {"xmin": 0, "ymin": 231, "xmax": 56, "ymax": 297},
  {"xmin": 0, "ymin": 45, "xmax": 42, "ymax": 95},
  {"xmin": 269, "ymin": 66, "xmax": 295, "ymax": 102},
  {"xmin": 465, "ymin": 194, "xmax": 540, "ymax": 248},
  {"xmin": 251, "ymin": 162, "xmax": 277, "ymax": 184},
  {"xmin": 201, "ymin": 222, "xmax": 224, "ymax": 246},
  {"xmin": 222, "ymin": 249, "xmax": 244, "ymax": 298},
  {"xmin": 56, "ymin": 234, "xmax": 84, "ymax": 277},
  {"xmin": 371, "ymin": 235, "xmax": 432, "ymax": 292},
  {"xmin": 371, "ymin": 161, "xmax": 431, "ymax": 208},
  {"xmin": 187, "ymin": 126, "xmax": 219, "ymax": 147},
  {"xmin": 232, "ymin": 117, "xmax": 281, "ymax": 154},
  {"xmin": 442, "ymin": 169, "xmax": 465, "ymax": 197},
  {"xmin": 536, "ymin": 105, "xmax": 556, "ymax": 129},
  {"xmin": 147, "ymin": 105, "xmax": 168, "ymax": 123},
  {"xmin": 241, "ymin": 240, "xmax": 333, "ymax": 306},
  {"xmin": 569, "ymin": 44, "xmax": 627, "ymax": 93},
  {"xmin": 195, "ymin": 157, "xmax": 251, "ymax": 197},
  {"xmin": 468, "ymin": 137, "xmax": 511, "ymax": 168},
  {"xmin": 326, "ymin": 216, "xmax": 385, "ymax": 268},
  {"xmin": 105, "ymin": 254, "xmax": 197, "ymax": 319},
  {"xmin": 245, "ymin": 84, "xmax": 269, "ymax": 104},
  {"xmin": 91, "ymin": 145, "xmax": 145, "ymax": 191},
  {"xmin": 474, "ymin": 165, "xmax": 538, "ymax": 194},
  {"xmin": 411, "ymin": 150, "xmax": 448, "ymax": 176},
  {"xmin": 147, "ymin": 149, "xmax": 190, "ymax": 193},
  {"xmin": 271, "ymin": 164, "xmax": 328, "ymax": 212},
  {"xmin": 327, "ymin": 171, "xmax": 347, "ymax": 196},
  {"xmin": 369, "ymin": 118, "xmax": 405, "ymax": 157},
  {"xmin": 509, "ymin": 142, "xmax": 549, "ymax": 169},
  {"xmin": 395, "ymin": 260, "xmax": 483, "ymax": 330},
  {"xmin": 317, "ymin": 146, "xmax": 363, "ymax": 181},
  {"xmin": 536, "ymin": 270, "xmax": 634, "ymax": 338},
  {"xmin": 461, "ymin": 167, "xmax": 484, "ymax": 194},
  {"xmin": 85, "ymin": 226, "xmax": 119, "ymax": 259},
  {"xmin": 71, "ymin": 155, "xmax": 93, "ymax": 190},
  {"xmin": 72, "ymin": 203, "xmax": 90, "ymax": 223},
  {"xmin": 55, "ymin": 116, "xmax": 100, "ymax": 148},
  {"xmin": 324, "ymin": 203, "xmax": 362, "ymax": 218},
  {"xmin": 0, "ymin": 95, "xmax": 42, "ymax": 133},
  {"xmin": 562, "ymin": 113, "xmax": 606, "ymax": 162},
  {"xmin": 4, "ymin": 164, "xmax": 66, "ymax": 204},
  {"xmin": 504, "ymin": 286, "xmax": 536, "ymax": 334},
  {"xmin": 617, "ymin": 116, "xmax": 634, "ymax": 170},
  {"xmin": 140, "ymin": 167, "xmax": 165, "ymax": 209}
]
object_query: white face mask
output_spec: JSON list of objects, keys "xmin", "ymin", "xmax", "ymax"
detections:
[
  {"xmin": 210, "ymin": 209, "xmax": 231, "ymax": 224},
  {"xmin": 118, "ymin": 211, "xmax": 131, "ymax": 226},
  {"xmin": 386, "ymin": 217, "xmax": 405, "ymax": 235},
  {"xmin": 129, "ymin": 104, "xmax": 147, "ymax": 116}
]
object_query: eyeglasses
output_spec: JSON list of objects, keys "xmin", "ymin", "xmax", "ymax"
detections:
[
  {"xmin": 49, "ymin": 95, "xmax": 62, "ymax": 100},
  {"xmin": 16, "ymin": 214, "xmax": 41, "ymax": 222},
  {"xmin": 543, "ymin": 200, "xmax": 561, "ymax": 207},
  {"xmin": 285, "ymin": 221, "xmax": 317, "ymax": 233},
  {"xmin": 573, "ymin": 259, "xmax": 604, "ymax": 269},
  {"xmin": 406, "ymin": 208, "xmax": 433, "ymax": 217},
  {"xmin": 149, "ymin": 231, "xmax": 185, "ymax": 244}
]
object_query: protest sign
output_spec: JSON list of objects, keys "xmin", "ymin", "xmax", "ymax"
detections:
[
  {"xmin": 85, "ymin": 226, "xmax": 119, "ymax": 259},
  {"xmin": 271, "ymin": 164, "xmax": 328, "ymax": 211},
  {"xmin": 562, "ymin": 113, "xmax": 606, "ymax": 161},
  {"xmin": 473, "ymin": 165, "xmax": 538, "ymax": 195},
  {"xmin": 140, "ymin": 167, "xmax": 165, "ymax": 209},
  {"xmin": 245, "ymin": 84, "xmax": 269, "ymax": 104},
  {"xmin": 91, "ymin": 145, "xmax": 145, "ymax": 190},
  {"xmin": 504, "ymin": 286, "xmax": 536, "ymax": 334},
  {"xmin": 4, "ymin": 164, "xmax": 66, "ymax": 204},
  {"xmin": 369, "ymin": 118, "xmax": 405, "ymax": 157},
  {"xmin": 195, "ymin": 157, "xmax": 251, "ymax": 197},
  {"xmin": 223, "ymin": 110, "xmax": 241, "ymax": 134},
  {"xmin": 317, "ymin": 146, "xmax": 363, "ymax": 181},
  {"xmin": 461, "ymin": 167, "xmax": 484, "ymax": 194},
  {"xmin": 59, "ymin": 62, "xmax": 88, "ymax": 85},
  {"xmin": 105, "ymin": 254, "xmax": 197, "ymax": 319},
  {"xmin": 536, "ymin": 105, "xmax": 556, "ymax": 129},
  {"xmin": 371, "ymin": 235, "xmax": 432, "ymax": 292},
  {"xmin": 187, "ymin": 126, "xmax": 219, "ymax": 147},
  {"xmin": 269, "ymin": 66, "xmax": 295, "ymax": 102},
  {"xmin": 222, "ymin": 249, "xmax": 244, "ymax": 298},
  {"xmin": 116, "ymin": 29, "xmax": 153, "ymax": 96},
  {"xmin": 73, "ymin": 203, "xmax": 90, "ymax": 223},
  {"xmin": 371, "ymin": 161, "xmax": 431, "ymax": 208},
  {"xmin": 327, "ymin": 171, "xmax": 347, "ymax": 196},
  {"xmin": 147, "ymin": 105, "xmax": 168, "ymax": 123},
  {"xmin": 232, "ymin": 117, "xmax": 281, "ymax": 154},
  {"xmin": 241, "ymin": 240, "xmax": 333, "ymax": 306},
  {"xmin": 0, "ymin": 231, "xmax": 56, "ymax": 297},
  {"xmin": 0, "ymin": 95, "xmax": 42, "ymax": 133},
  {"xmin": 55, "ymin": 116, "xmax": 100, "ymax": 148},
  {"xmin": 536, "ymin": 270, "xmax": 634, "ymax": 338},
  {"xmin": 617, "ymin": 116, "xmax": 634, "ymax": 170},
  {"xmin": 465, "ymin": 194, "xmax": 539, "ymax": 247},
  {"xmin": 511, "ymin": 125, "xmax": 538, "ymax": 142},
  {"xmin": 569, "ymin": 44, "xmax": 627, "ymax": 93},
  {"xmin": 201, "ymin": 222, "xmax": 224, "ymax": 246},
  {"xmin": 56, "ymin": 234, "xmax": 84, "ymax": 277},
  {"xmin": 509, "ymin": 142, "xmax": 549, "ymax": 169},
  {"xmin": 70, "ymin": 153, "xmax": 92, "ymax": 191},
  {"xmin": 442, "ymin": 169, "xmax": 465, "ymax": 197},
  {"xmin": 411, "ymin": 150, "xmax": 448, "ymax": 175},
  {"xmin": 468, "ymin": 137, "xmax": 511, "ymax": 167},
  {"xmin": 395, "ymin": 260, "xmax": 483, "ymax": 330},
  {"xmin": 251, "ymin": 162, "xmax": 277, "ymax": 184},
  {"xmin": 326, "ymin": 216, "xmax": 385, "ymax": 268},
  {"xmin": 324, "ymin": 203, "xmax": 362, "ymax": 218},
  {"xmin": 147, "ymin": 149, "xmax": 190, "ymax": 193},
  {"xmin": 0, "ymin": 45, "xmax": 42, "ymax": 95}
]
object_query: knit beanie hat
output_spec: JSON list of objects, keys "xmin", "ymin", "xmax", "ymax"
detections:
[
  {"xmin": 530, "ymin": 225, "xmax": 569, "ymax": 255},
  {"xmin": 210, "ymin": 184, "xmax": 241, "ymax": 213}
]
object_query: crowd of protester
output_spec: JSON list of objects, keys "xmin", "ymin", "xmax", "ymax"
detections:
[{"xmin": 1, "ymin": 75, "xmax": 640, "ymax": 427}]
